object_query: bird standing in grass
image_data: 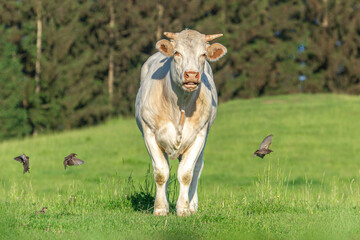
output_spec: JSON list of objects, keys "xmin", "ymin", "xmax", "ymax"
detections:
[
  {"xmin": 64, "ymin": 153, "xmax": 84, "ymax": 170},
  {"xmin": 35, "ymin": 207, "xmax": 48, "ymax": 214},
  {"xmin": 253, "ymin": 134, "xmax": 274, "ymax": 158},
  {"xmin": 14, "ymin": 154, "xmax": 30, "ymax": 174}
]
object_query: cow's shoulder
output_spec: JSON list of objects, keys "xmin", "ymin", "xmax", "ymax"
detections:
[
  {"xmin": 141, "ymin": 52, "xmax": 171, "ymax": 84},
  {"xmin": 202, "ymin": 61, "xmax": 218, "ymax": 127}
]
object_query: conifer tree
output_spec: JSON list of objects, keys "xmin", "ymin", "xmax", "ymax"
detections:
[
  {"xmin": 0, "ymin": 0, "xmax": 359, "ymax": 140},
  {"xmin": 0, "ymin": 35, "xmax": 31, "ymax": 139}
]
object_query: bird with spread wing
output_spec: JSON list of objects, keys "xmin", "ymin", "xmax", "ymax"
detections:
[
  {"xmin": 14, "ymin": 154, "xmax": 30, "ymax": 174},
  {"xmin": 64, "ymin": 153, "xmax": 84, "ymax": 170},
  {"xmin": 253, "ymin": 134, "xmax": 274, "ymax": 158}
]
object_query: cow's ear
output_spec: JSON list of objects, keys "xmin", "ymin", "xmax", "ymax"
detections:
[
  {"xmin": 156, "ymin": 39, "xmax": 174, "ymax": 57},
  {"xmin": 206, "ymin": 43, "xmax": 227, "ymax": 62}
]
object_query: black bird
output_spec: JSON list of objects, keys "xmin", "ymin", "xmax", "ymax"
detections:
[
  {"xmin": 64, "ymin": 153, "xmax": 84, "ymax": 170},
  {"xmin": 253, "ymin": 134, "xmax": 274, "ymax": 158},
  {"xmin": 35, "ymin": 207, "xmax": 48, "ymax": 214},
  {"xmin": 14, "ymin": 154, "xmax": 30, "ymax": 174}
]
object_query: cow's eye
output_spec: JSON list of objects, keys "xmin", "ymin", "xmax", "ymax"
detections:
[
  {"xmin": 174, "ymin": 51, "xmax": 181, "ymax": 57},
  {"xmin": 201, "ymin": 53, "xmax": 206, "ymax": 58}
]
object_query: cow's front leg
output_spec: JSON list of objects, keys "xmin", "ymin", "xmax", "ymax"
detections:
[
  {"xmin": 177, "ymin": 129, "xmax": 207, "ymax": 216},
  {"xmin": 143, "ymin": 127, "xmax": 170, "ymax": 216},
  {"xmin": 189, "ymin": 152, "xmax": 204, "ymax": 214}
]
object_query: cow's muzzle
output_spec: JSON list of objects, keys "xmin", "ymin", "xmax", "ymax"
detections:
[{"xmin": 183, "ymin": 71, "xmax": 200, "ymax": 91}]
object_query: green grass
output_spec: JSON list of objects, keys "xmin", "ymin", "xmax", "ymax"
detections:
[{"xmin": 1, "ymin": 94, "xmax": 360, "ymax": 239}]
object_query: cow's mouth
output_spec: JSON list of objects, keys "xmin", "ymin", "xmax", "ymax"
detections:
[{"xmin": 183, "ymin": 81, "xmax": 199, "ymax": 91}]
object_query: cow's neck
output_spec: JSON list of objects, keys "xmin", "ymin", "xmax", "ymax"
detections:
[
  {"xmin": 164, "ymin": 74, "xmax": 201, "ymax": 141},
  {"xmin": 164, "ymin": 75, "xmax": 200, "ymax": 147},
  {"xmin": 165, "ymin": 75, "xmax": 200, "ymax": 115},
  {"xmin": 178, "ymin": 90, "xmax": 199, "ymax": 112}
]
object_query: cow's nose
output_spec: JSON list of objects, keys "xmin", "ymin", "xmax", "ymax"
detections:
[{"xmin": 184, "ymin": 71, "xmax": 200, "ymax": 82}]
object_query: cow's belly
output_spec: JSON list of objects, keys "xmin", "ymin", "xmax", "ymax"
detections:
[{"xmin": 155, "ymin": 122, "xmax": 197, "ymax": 159}]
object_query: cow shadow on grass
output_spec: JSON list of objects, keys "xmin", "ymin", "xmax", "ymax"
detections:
[
  {"xmin": 129, "ymin": 190, "xmax": 155, "ymax": 213},
  {"xmin": 127, "ymin": 166, "xmax": 178, "ymax": 214}
]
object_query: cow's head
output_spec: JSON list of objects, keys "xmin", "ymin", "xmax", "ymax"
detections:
[{"xmin": 156, "ymin": 29, "xmax": 227, "ymax": 92}]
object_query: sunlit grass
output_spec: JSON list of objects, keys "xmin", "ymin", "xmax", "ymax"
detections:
[{"xmin": 1, "ymin": 94, "xmax": 360, "ymax": 239}]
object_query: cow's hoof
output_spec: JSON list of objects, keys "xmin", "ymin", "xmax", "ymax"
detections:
[
  {"xmin": 153, "ymin": 209, "xmax": 168, "ymax": 216},
  {"xmin": 177, "ymin": 208, "xmax": 191, "ymax": 217},
  {"xmin": 189, "ymin": 204, "xmax": 198, "ymax": 214}
]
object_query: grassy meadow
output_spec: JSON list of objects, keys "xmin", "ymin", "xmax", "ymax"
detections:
[{"xmin": 1, "ymin": 94, "xmax": 360, "ymax": 239}]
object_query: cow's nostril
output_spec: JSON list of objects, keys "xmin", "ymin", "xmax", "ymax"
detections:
[{"xmin": 184, "ymin": 71, "xmax": 200, "ymax": 80}]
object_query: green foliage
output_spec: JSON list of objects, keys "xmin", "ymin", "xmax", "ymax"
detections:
[
  {"xmin": 0, "ymin": 33, "xmax": 31, "ymax": 139},
  {"xmin": 0, "ymin": 0, "xmax": 359, "ymax": 140}
]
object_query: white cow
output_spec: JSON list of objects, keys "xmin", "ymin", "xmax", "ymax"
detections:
[{"xmin": 135, "ymin": 29, "xmax": 227, "ymax": 216}]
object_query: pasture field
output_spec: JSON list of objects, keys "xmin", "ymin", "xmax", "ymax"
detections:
[{"xmin": 1, "ymin": 94, "xmax": 360, "ymax": 239}]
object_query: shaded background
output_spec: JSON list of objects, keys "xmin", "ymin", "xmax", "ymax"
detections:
[{"xmin": 0, "ymin": 0, "xmax": 359, "ymax": 140}]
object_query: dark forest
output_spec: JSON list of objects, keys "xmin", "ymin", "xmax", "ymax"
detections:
[{"xmin": 0, "ymin": 0, "xmax": 359, "ymax": 140}]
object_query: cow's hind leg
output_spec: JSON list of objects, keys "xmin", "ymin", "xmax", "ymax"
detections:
[
  {"xmin": 143, "ymin": 128, "xmax": 170, "ymax": 216},
  {"xmin": 189, "ymin": 152, "xmax": 204, "ymax": 214}
]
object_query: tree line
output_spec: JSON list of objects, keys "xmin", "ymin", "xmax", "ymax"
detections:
[{"xmin": 0, "ymin": 0, "xmax": 359, "ymax": 140}]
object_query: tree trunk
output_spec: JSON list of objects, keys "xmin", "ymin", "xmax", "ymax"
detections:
[
  {"xmin": 35, "ymin": 0, "xmax": 42, "ymax": 94},
  {"xmin": 108, "ymin": 0, "xmax": 115, "ymax": 106},
  {"xmin": 108, "ymin": 53, "xmax": 114, "ymax": 104},
  {"xmin": 156, "ymin": 3, "xmax": 164, "ymax": 40},
  {"xmin": 322, "ymin": 0, "xmax": 328, "ymax": 27}
]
